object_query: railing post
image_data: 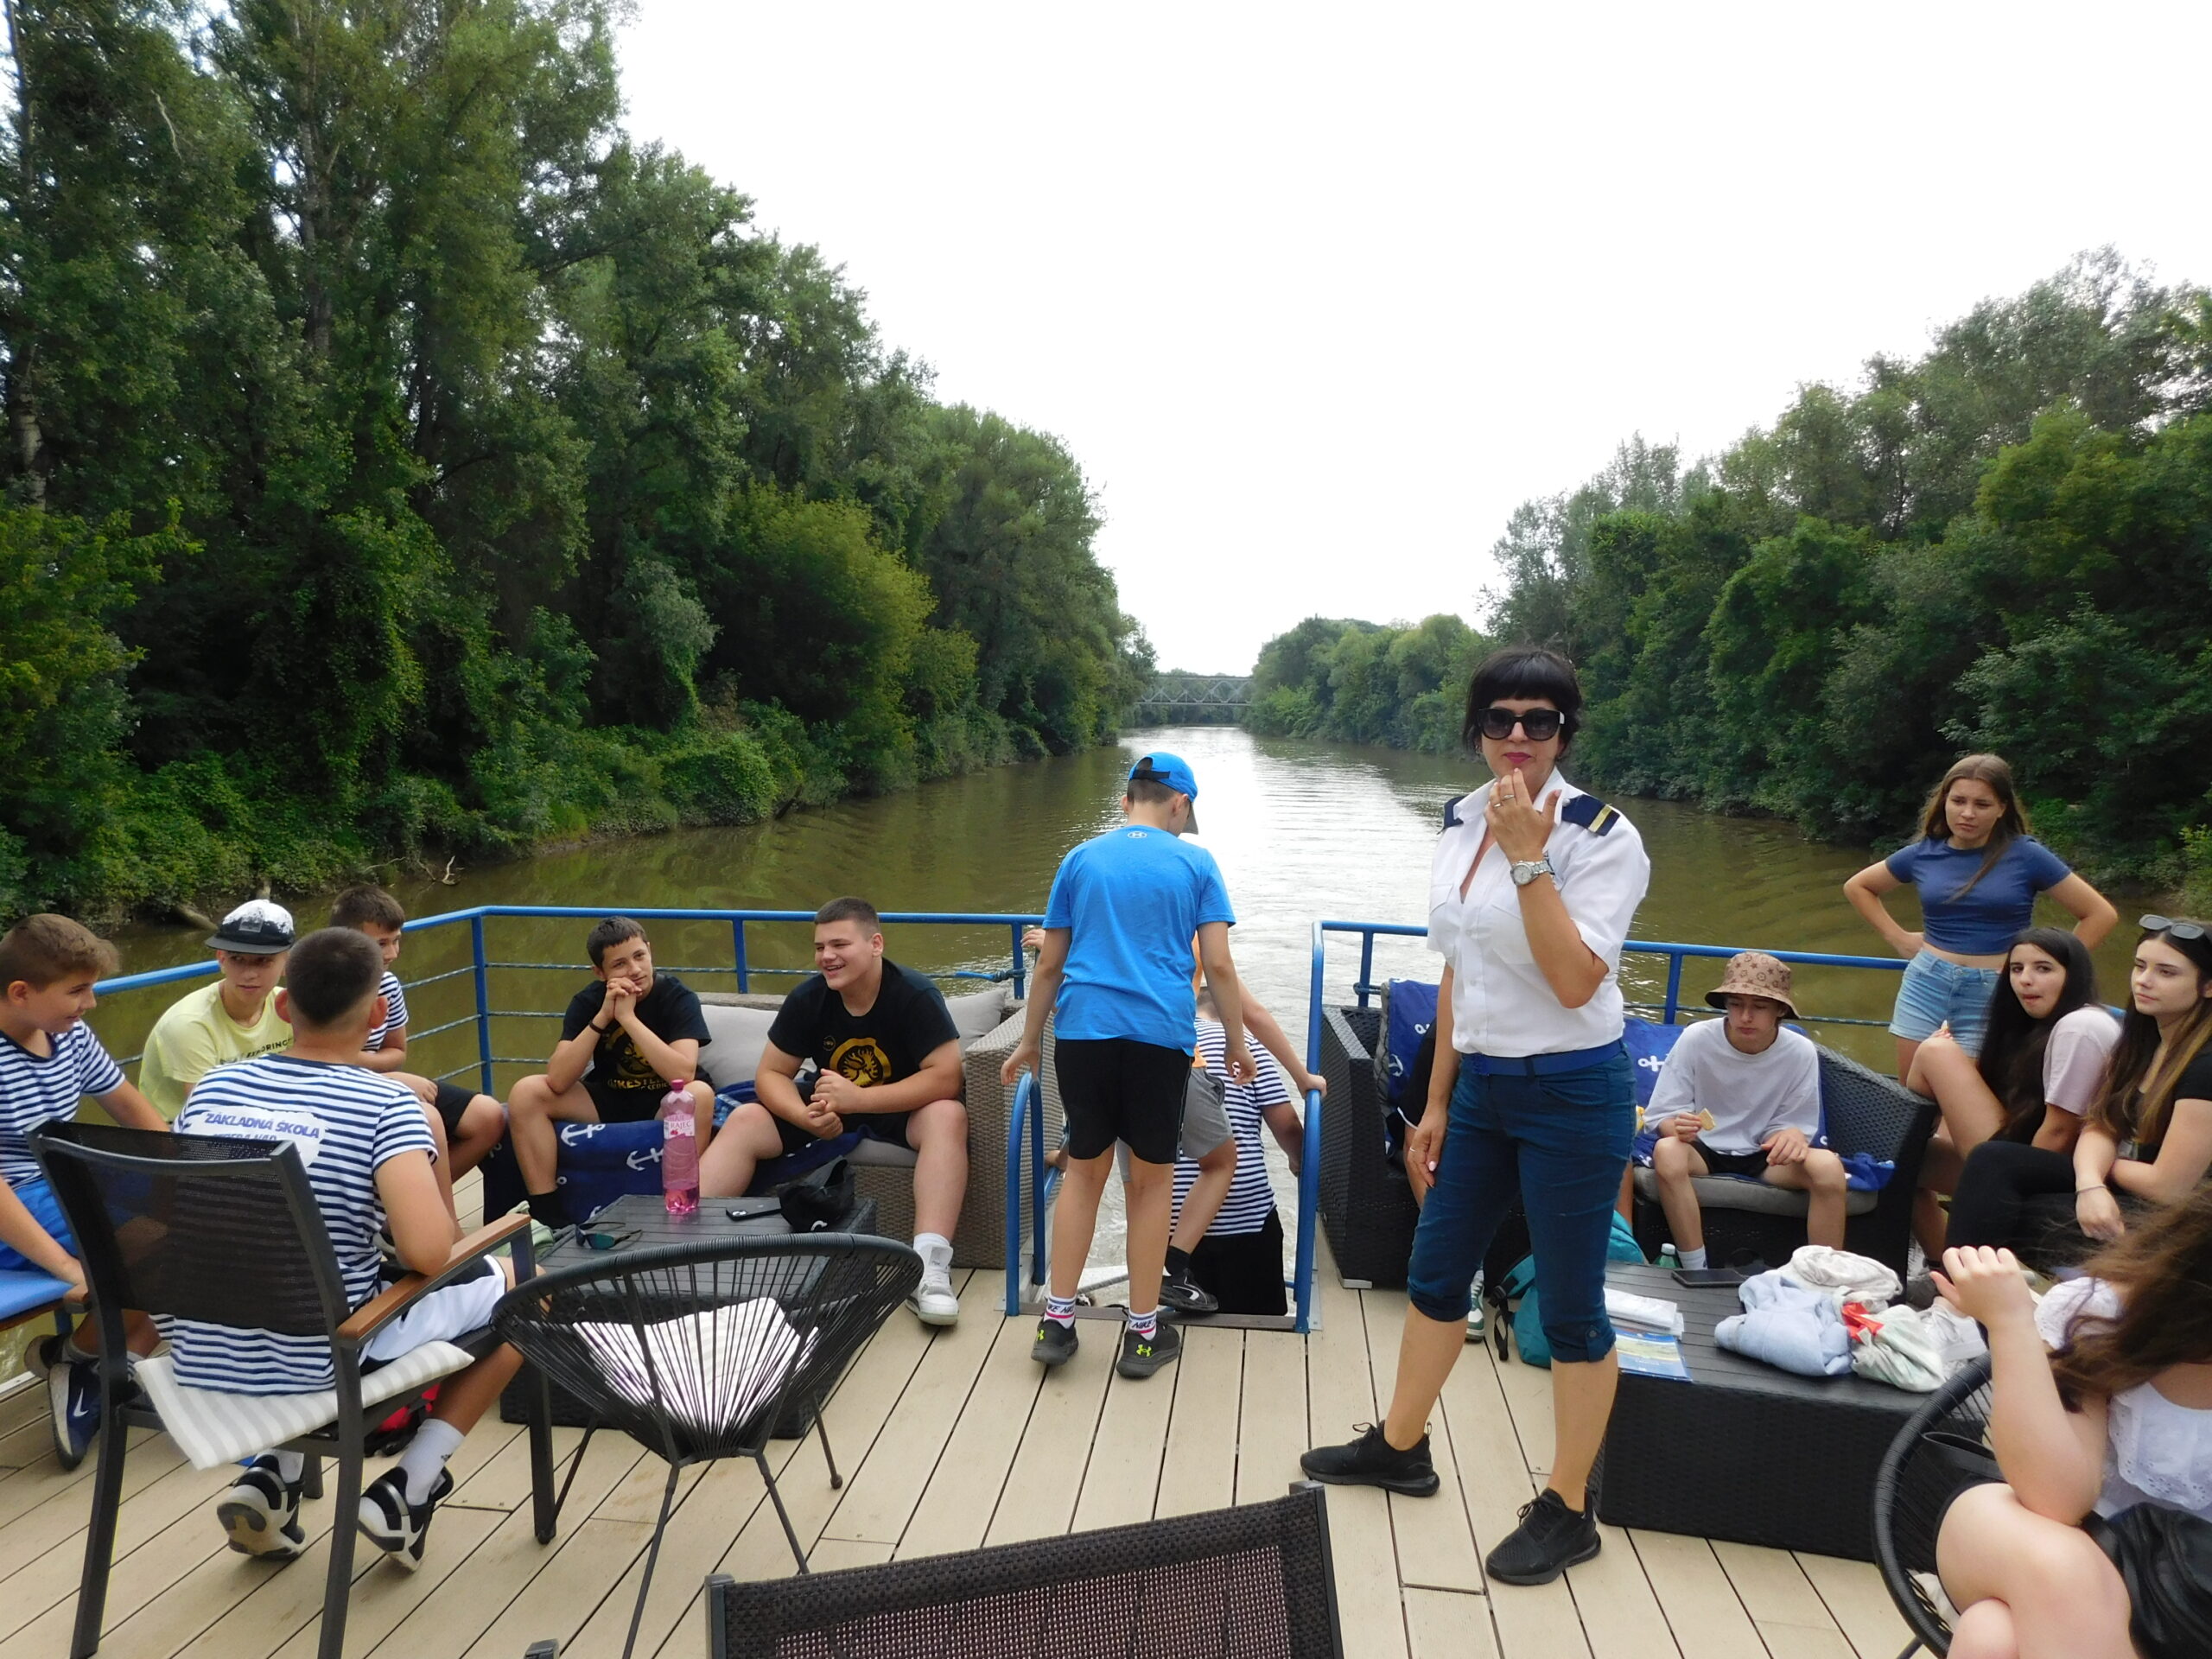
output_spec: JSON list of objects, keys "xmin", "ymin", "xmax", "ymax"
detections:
[
  {"xmin": 1009, "ymin": 924, "xmax": 1027, "ymax": 1003},
  {"xmin": 1297, "ymin": 922, "xmax": 1326, "ymax": 1333},
  {"xmin": 471, "ymin": 914, "xmax": 493, "ymax": 1096},
  {"xmin": 731, "ymin": 920, "xmax": 749, "ymax": 994},
  {"xmin": 1005, "ymin": 1073, "xmax": 1033, "ymax": 1316},
  {"xmin": 1663, "ymin": 951, "xmax": 1686, "ymax": 1025},
  {"xmin": 1356, "ymin": 929, "xmax": 1377, "ymax": 1010},
  {"xmin": 1028, "ymin": 1072, "xmax": 1048, "ymax": 1286}
]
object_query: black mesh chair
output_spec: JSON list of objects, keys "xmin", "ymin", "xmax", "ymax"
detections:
[
  {"xmin": 1872, "ymin": 1357, "xmax": 1996, "ymax": 1656},
  {"xmin": 29, "ymin": 1120, "xmax": 556, "ymax": 1659},
  {"xmin": 705, "ymin": 1482, "xmax": 1343, "ymax": 1659},
  {"xmin": 493, "ymin": 1233, "xmax": 921, "ymax": 1659}
]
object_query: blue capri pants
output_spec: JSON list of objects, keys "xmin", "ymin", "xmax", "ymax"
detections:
[{"xmin": 1405, "ymin": 1048, "xmax": 1636, "ymax": 1364}]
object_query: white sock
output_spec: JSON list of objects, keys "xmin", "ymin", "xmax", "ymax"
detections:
[
  {"xmin": 913, "ymin": 1232, "xmax": 953, "ymax": 1278},
  {"xmin": 1680, "ymin": 1246, "xmax": 1709, "ymax": 1269},
  {"xmin": 274, "ymin": 1450, "xmax": 305, "ymax": 1482},
  {"xmin": 397, "ymin": 1419, "xmax": 466, "ymax": 1504}
]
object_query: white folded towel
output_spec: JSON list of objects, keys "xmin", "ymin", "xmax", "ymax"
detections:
[{"xmin": 1605, "ymin": 1287, "xmax": 1684, "ymax": 1337}]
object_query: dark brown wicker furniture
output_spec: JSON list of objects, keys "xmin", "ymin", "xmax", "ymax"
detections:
[
  {"xmin": 1316, "ymin": 1007, "xmax": 1420, "ymax": 1288},
  {"xmin": 1872, "ymin": 1357, "xmax": 1994, "ymax": 1656},
  {"xmin": 705, "ymin": 1483, "xmax": 1344, "ymax": 1658},
  {"xmin": 29, "ymin": 1121, "xmax": 554, "ymax": 1659},
  {"xmin": 1595, "ymin": 1262, "xmax": 1931, "ymax": 1560},
  {"xmin": 1627, "ymin": 1046, "xmax": 1938, "ymax": 1278}
]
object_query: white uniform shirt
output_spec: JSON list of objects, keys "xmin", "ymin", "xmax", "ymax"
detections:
[{"xmin": 1426, "ymin": 772, "xmax": 1650, "ymax": 1059}]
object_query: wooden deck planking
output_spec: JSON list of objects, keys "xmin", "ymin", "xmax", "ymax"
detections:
[{"xmin": 0, "ymin": 1234, "xmax": 1922, "ymax": 1659}]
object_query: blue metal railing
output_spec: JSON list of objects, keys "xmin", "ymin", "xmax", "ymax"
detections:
[{"xmin": 1294, "ymin": 921, "xmax": 1910, "ymax": 1332}]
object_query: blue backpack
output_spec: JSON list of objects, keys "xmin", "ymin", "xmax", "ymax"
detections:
[{"xmin": 1492, "ymin": 1211, "xmax": 1647, "ymax": 1370}]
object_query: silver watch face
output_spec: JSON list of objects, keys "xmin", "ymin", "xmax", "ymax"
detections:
[{"xmin": 1511, "ymin": 859, "xmax": 1548, "ymax": 887}]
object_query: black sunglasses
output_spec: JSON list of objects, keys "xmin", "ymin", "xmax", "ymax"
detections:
[
  {"xmin": 1476, "ymin": 706, "xmax": 1564, "ymax": 741},
  {"xmin": 576, "ymin": 1225, "xmax": 641, "ymax": 1252},
  {"xmin": 2141, "ymin": 915, "xmax": 2209, "ymax": 942}
]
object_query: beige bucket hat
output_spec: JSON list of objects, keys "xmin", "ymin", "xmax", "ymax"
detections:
[{"xmin": 1706, "ymin": 951, "xmax": 1799, "ymax": 1019}]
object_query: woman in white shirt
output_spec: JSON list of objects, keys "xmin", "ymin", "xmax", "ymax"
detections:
[
  {"xmin": 1303, "ymin": 646, "xmax": 1650, "ymax": 1588},
  {"xmin": 1932, "ymin": 1192, "xmax": 2212, "ymax": 1659}
]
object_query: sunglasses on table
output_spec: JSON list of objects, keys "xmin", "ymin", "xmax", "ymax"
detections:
[
  {"xmin": 1476, "ymin": 706, "xmax": 1565, "ymax": 741},
  {"xmin": 575, "ymin": 1225, "xmax": 641, "ymax": 1252},
  {"xmin": 2141, "ymin": 915, "xmax": 2209, "ymax": 942}
]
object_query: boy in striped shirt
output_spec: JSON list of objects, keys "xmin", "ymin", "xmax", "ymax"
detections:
[
  {"xmin": 175, "ymin": 927, "xmax": 522, "ymax": 1568},
  {"xmin": 331, "ymin": 885, "xmax": 505, "ymax": 1210},
  {"xmin": 1171, "ymin": 988, "xmax": 1306, "ymax": 1315},
  {"xmin": 0, "ymin": 915, "xmax": 167, "ymax": 1464}
]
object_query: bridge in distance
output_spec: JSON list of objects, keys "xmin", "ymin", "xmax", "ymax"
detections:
[{"xmin": 1130, "ymin": 673, "xmax": 1251, "ymax": 721}]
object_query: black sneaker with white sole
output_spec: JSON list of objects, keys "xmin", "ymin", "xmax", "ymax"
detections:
[
  {"xmin": 1116, "ymin": 1319, "xmax": 1181, "ymax": 1379},
  {"xmin": 358, "ymin": 1465, "xmax": 453, "ymax": 1571},
  {"xmin": 1033, "ymin": 1318, "xmax": 1079, "ymax": 1368},
  {"xmin": 1300, "ymin": 1422, "xmax": 1441, "ymax": 1496},
  {"xmin": 217, "ymin": 1456, "xmax": 306, "ymax": 1560},
  {"xmin": 1158, "ymin": 1268, "xmax": 1218, "ymax": 1317}
]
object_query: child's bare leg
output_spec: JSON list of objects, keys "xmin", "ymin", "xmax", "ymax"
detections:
[
  {"xmin": 450, "ymin": 1095, "xmax": 505, "ymax": 1177},
  {"xmin": 1170, "ymin": 1141, "xmax": 1236, "ymax": 1255},
  {"xmin": 1649, "ymin": 1135, "xmax": 1709, "ymax": 1254},
  {"xmin": 1936, "ymin": 1484, "xmax": 2135, "ymax": 1659},
  {"xmin": 1048, "ymin": 1150, "xmax": 1112, "ymax": 1302},
  {"xmin": 1122, "ymin": 1155, "xmax": 1174, "ymax": 1319},
  {"xmin": 1915, "ymin": 1128, "xmax": 1963, "ymax": 1258},
  {"xmin": 506, "ymin": 1075, "xmax": 601, "ymax": 1196},
  {"xmin": 1764, "ymin": 1149, "xmax": 1851, "ymax": 1249}
]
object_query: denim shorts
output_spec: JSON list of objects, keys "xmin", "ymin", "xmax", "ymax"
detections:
[
  {"xmin": 1888, "ymin": 950, "xmax": 2002, "ymax": 1053},
  {"xmin": 1404, "ymin": 1049, "xmax": 1636, "ymax": 1363}
]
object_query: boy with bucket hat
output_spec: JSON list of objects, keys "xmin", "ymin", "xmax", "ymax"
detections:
[
  {"xmin": 139, "ymin": 899, "xmax": 297, "ymax": 1118},
  {"xmin": 1646, "ymin": 951, "xmax": 1849, "ymax": 1264},
  {"xmin": 1002, "ymin": 752, "xmax": 1255, "ymax": 1379}
]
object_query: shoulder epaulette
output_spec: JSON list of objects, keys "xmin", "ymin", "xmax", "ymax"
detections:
[
  {"xmin": 1443, "ymin": 797, "xmax": 1465, "ymax": 830},
  {"xmin": 1560, "ymin": 793, "xmax": 1621, "ymax": 836}
]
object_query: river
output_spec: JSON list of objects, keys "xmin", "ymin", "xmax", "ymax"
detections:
[{"xmin": 86, "ymin": 728, "xmax": 2157, "ymax": 1280}]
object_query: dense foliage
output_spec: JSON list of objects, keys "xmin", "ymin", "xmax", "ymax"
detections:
[
  {"xmin": 0, "ymin": 0, "xmax": 1148, "ymax": 920},
  {"xmin": 1254, "ymin": 255, "xmax": 2212, "ymax": 897},
  {"xmin": 1245, "ymin": 613, "xmax": 1485, "ymax": 752}
]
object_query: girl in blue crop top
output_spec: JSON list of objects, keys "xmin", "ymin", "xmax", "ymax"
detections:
[{"xmin": 1845, "ymin": 754, "xmax": 2114, "ymax": 1084}]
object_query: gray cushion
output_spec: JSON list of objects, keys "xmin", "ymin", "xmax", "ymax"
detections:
[
  {"xmin": 1630, "ymin": 1166, "xmax": 1877, "ymax": 1218},
  {"xmin": 944, "ymin": 986, "xmax": 1013, "ymax": 1044},
  {"xmin": 700, "ymin": 1004, "xmax": 779, "ymax": 1091}
]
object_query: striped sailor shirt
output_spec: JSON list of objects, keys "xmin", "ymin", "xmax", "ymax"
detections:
[
  {"xmin": 173, "ymin": 1054, "xmax": 434, "ymax": 1392},
  {"xmin": 364, "ymin": 971, "xmax": 409, "ymax": 1053},
  {"xmin": 0, "ymin": 1020, "xmax": 124, "ymax": 1186},
  {"xmin": 1175, "ymin": 1019, "xmax": 1292, "ymax": 1238}
]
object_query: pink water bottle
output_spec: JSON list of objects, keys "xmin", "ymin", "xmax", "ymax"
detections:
[{"xmin": 660, "ymin": 1081, "xmax": 699, "ymax": 1216}]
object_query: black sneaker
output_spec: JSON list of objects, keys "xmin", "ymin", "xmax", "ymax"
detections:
[
  {"xmin": 40, "ymin": 1338, "xmax": 102, "ymax": 1471},
  {"xmin": 1116, "ymin": 1319, "xmax": 1182, "ymax": 1380},
  {"xmin": 217, "ymin": 1455, "xmax": 306, "ymax": 1560},
  {"xmin": 1484, "ymin": 1488, "xmax": 1599, "ymax": 1585},
  {"xmin": 1033, "ymin": 1318, "xmax": 1079, "ymax": 1368},
  {"xmin": 1300, "ymin": 1423, "xmax": 1440, "ymax": 1497},
  {"xmin": 1158, "ymin": 1269, "xmax": 1218, "ymax": 1318},
  {"xmin": 358, "ymin": 1465, "xmax": 453, "ymax": 1571}
]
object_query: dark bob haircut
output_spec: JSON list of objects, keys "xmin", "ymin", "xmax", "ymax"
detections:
[{"xmin": 1461, "ymin": 645, "xmax": 1584, "ymax": 753}]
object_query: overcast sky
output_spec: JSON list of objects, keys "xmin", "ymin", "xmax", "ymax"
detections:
[{"xmin": 617, "ymin": 3, "xmax": 2212, "ymax": 674}]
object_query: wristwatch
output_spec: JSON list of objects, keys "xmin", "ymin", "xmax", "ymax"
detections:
[{"xmin": 1510, "ymin": 857, "xmax": 1556, "ymax": 888}]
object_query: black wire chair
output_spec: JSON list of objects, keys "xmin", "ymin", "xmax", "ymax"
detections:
[
  {"xmin": 705, "ymin": 1482, "xmax": 1344, "ymax": 1659},
  {"xmin": 1872, "ymin": 1356, "xmax": 1996, "ymax": 1657},
  {"xmin": 493, "ymin": 1233, "xmax": 921, "ymax": 1659},
  {"xmin": 29, "ymin": 1121, "xmax": 554, "ymax": 1659}
]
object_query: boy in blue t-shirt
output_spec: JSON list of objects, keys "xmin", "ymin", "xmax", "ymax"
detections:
[
  {"xmin": 175, "ymin": 928, "xmax": 522, "ymax": 1569},
  {"xmin": 0, "ymin": 915, "xmax": 167, "ymax": 1465},
  {"xmin": 1002, "ymin": 753, "xmax": 1255, "ymax": 1380}
]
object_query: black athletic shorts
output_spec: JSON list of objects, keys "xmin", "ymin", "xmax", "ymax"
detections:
[
  {"xmin": 429, "ymin": 1080, "xmax": 477, "ymax": 1138},
  {"xmin": 1690, "ymin": 1140, "xmax": 1772, "ymax": 1181},
  {"xmin": 1055, "ymin": 1036, "xmax": 1190, "ymax": 1166},
  {"xmin": 773, "ymin": 1109, "xmax": 913, "ymax": 1157},
  {"xmin": 1190, "ymin": 1208, "xmax": 1287, "ymax": 1317}
]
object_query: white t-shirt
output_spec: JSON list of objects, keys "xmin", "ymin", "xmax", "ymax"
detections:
[
  {"xmin": 1644, "ymin": 1018, "xmax": 1821, "ymax": 1155},
  {"xmin": 1426, "ymin": 773, "xmax": 1650, "ymax": 1058},
  {"xmin": 2037, "ymin": 1277, "xmax": 2212, "ymax": 1522},
  {"xmin": 2041, "ymin": 1006, "xmax": 2120, "ymax": 1116}
]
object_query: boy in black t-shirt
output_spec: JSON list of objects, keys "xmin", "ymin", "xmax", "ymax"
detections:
[
  {"xmin": 507, "ymin": 917, "xmax": 714, "ymax": 1225},
  {"xmin": 699, "ymin": 897, "xmax": 967, "ymax": 1325}
]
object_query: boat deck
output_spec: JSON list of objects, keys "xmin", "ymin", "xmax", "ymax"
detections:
[{"xmin": 0, "ymin": 1232, "xmax": 1912, "ymax": 1659}]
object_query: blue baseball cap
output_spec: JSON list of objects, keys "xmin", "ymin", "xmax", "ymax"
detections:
[{"xmin": 1127, "ymin": 752, "xmax": 1200, "ymax": 833}]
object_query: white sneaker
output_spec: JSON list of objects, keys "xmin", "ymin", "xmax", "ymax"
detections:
[{"xmin": 910, "ymin": 1270, "xmax": 960, "ymax": 1327}]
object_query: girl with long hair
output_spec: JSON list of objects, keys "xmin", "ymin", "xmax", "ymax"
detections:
[
  {"xmin": 1909, "ymin": 928, "xmax": 2116, "ymax": 1256},
  {"xmin": 1931, "ymin": 1189, "xmax": 2212, "ymax": 1659},
  {"xmin": 1845, "ymin": 754, "xmax": 2115, "ymax": 1084}
]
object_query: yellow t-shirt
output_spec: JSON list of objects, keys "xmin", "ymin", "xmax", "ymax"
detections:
[{"xmin": 137, "ymin": 980, "xmax": 292, "ymax": 1118}]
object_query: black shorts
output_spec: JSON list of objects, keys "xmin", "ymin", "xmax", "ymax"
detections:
[
  {"xmin": 1056, "ymin": 1037, "xmax": 1190, "ymax": 1166},
  {"xmin": 1189, "ymin": 1209, "xmax": 1287, "ymax": 1317},
  {"xmin": 1691, "ymin": 1140, "xmax": 1772, "ymax": 1181},
  {"xmin": 429, "ymin": 1080, "xmax": 479, "ymax": 1139},
  {"xmin": 589, "ymin": 1086, "xmax": 664, "ymax": 1126},
  {"xmin": 773, "ymin": 1109, "xmax": 913, "ymax": 1157}
]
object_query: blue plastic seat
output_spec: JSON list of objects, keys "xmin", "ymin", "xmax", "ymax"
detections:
[{"xmin": 0, "ymin": 1267, "xmax": 71, "ymax": 1326}]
